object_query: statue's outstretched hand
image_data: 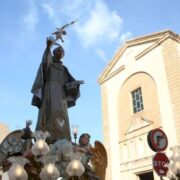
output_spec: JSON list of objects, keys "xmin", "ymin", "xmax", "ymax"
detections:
[{"xmin": 46, "ymin": 36, "xmax": 55, "ymax": 48}]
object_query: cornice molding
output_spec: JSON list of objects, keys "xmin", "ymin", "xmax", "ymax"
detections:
[{"xmin": 98, "ymin": 30, "xmax": 180, "ymax": 84}]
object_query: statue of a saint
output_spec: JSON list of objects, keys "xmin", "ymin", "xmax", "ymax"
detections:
[{"xmin": 31, "ymin": 37, "xmax": 83, "ymax": 143}]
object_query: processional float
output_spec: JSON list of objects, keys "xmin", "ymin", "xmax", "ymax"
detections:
[{"xmin": 0, "ymin": 20, "xmax": 107, "ymax": 180}]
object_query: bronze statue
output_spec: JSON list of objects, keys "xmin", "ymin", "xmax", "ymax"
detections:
[{"xmin": 31, "ymin": 36, "xmax": 83, "ymax": 143}]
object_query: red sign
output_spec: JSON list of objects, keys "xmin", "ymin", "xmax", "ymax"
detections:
[
  {"xmin": 147, "ymin": 129, "xmax": 168, "ymax": 152},
  {"xmin": 153, "ymin": 152, "xmax": 169, "ymax": 176}
]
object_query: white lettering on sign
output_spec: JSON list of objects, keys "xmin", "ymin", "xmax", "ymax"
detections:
[{"xmin": 153, "ymin": 161, "xmax": 166, "ymax": 167}]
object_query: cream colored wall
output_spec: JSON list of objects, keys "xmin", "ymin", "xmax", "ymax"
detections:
[
  {"xmin": 161, "ymin": 38, "xmax": 180, "ymax": 144},
  {"xmin": 0, "ymin": 123, "xmax": 9, "ymax": 180},
  {"xmin": 100, "ymin": 36, "xmax": 179, "ymax": 179},
  {"xmin": 0, "ymin": 123, "xmax": 9, "ymax": 142},
  {"xmin": 110, "ymin": 42, "xmax": 155, "ymax": 74},
  {"xmin": 100, "ymin": 81, "xmax": 121, "ymax": 180},
  {"xmin": 100, "ymin": 85, "xmax": 112, "ymax": 179}
]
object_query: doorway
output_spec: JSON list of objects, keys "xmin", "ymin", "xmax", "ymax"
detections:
[{"xmin": 138, "ymin": 171, "xmax": 154, "ymax": 180}]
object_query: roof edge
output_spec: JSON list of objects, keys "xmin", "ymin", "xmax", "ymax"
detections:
[{"xmin": 98, "ymin": 30, "xmax": 180, "ymax": 84}]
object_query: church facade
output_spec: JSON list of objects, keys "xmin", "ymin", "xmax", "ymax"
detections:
[
  {"xmin": 98, "ymin": 30, "xmax": 180, "ymax": 179},
  {"xmin": 0, "ymin": 123, "xmax": 9, "ymax": 180}
]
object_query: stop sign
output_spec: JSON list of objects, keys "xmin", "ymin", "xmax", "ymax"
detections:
[{"xmin": 153, "ymin": 152, "xmax": 169, "ymax": 176}]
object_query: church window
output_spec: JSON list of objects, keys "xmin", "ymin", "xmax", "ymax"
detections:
[{"xmin": 131, "ymin": 87, "xmax": 144, "ymax": 113}]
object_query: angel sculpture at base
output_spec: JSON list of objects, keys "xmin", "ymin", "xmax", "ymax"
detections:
[{"xmin": 73, "ymin": 133, "xmax": 107, "ymax": 180}]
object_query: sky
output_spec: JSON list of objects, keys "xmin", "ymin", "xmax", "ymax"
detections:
[{"xmin": 0, "ymin": 0, "xmax": 180, "ymax": 144}]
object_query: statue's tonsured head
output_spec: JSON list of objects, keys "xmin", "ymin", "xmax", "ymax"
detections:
[{"xmin": 53, "ymin": 45, "xmax": 65, "ymax": 58}]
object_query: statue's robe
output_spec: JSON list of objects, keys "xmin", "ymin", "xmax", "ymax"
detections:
[{"xmin": 31, "ymin": 48, "xmax": 80, "ymax": 142}]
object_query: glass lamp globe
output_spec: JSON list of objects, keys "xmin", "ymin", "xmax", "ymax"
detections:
[
  {"xmin": 31, "ymin": 139, "xmax": 49, "ymax": 156},
  {"xmin": 40, "ymin": 163, "xmax": 60, "ymax": 180},
  {"xmin": 7, "ymin": 157, "xmax": 29, "ymax": 180},
  {"xmin": 66, "ymin": 159, "xmax": 85, "ymax": 177},
  {"xmin": 8, "ymin": 164, "xmax": 28, "ymax": 180},
  {"xmin": 72, "ymin": 125, "xmax": 78, "ymax": 135}
]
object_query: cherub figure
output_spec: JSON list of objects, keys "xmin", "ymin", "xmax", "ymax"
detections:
[{"xmin": 52, "ymin": 19, "xmax": 78, "ymax": 42}]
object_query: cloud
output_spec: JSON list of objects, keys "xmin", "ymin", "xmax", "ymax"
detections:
[
  {"xmin": 95, "ymin": 48, "xmax": 108, "ymax": 62},
  {"xmin": 41, "ymin": 0, "xmax": 88, "ymax": 26},
  {"xmin": 40, "ymin": 0, "xmax": 124, "ymax": 48},
  {"xmin": 41, "ymin": 2, "xmax": 62, "ymax": 26},
  {"xmin": 75, "ymin": 1, "xmax": 123, "ymax": 47},
  {"xmin": 42, "ymin": 3, "xmax": 54, "ymax": 19},
  {"xmin": 119, "ymin": 31, "xmax": 132, "ymax": 44},
  {"xmin": 22, "ymin": 1, "xmax": 39, "ymax": 31},
  {"xmin": 50, "ymin": 0, "xmax": 92, "ymax": 19}
]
